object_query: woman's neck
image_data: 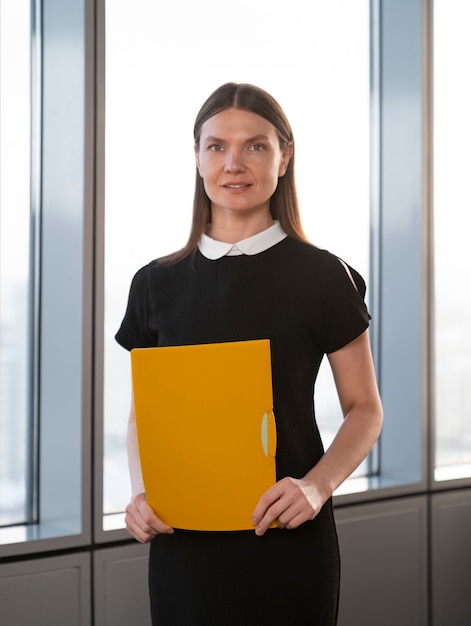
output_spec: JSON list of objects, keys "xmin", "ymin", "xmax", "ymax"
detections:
[{"xmin": 207, "ymin": 209, "xmax": 274, "ymax": 244}]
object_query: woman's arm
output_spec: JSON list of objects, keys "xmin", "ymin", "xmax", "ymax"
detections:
[
  {"xmin": 252, "ymin": 329, "xmax": 383, "ymax": 535},
  {"xmin": 127, "ymin": 398, "xmax": 145, "ymax": 498},
  {"xmin": 124, "ymin": 398, "xmax": 174, "ymax": 542}
]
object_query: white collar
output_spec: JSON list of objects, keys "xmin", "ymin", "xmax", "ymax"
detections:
[{"xmin": 198, "ymin": 220, "xmax": 287, "ymax": 260}]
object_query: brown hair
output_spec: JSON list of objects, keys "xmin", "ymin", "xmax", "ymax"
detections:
[{"xmin": 163, "ymin": 82, "xmax": 307, "ymax": 264}]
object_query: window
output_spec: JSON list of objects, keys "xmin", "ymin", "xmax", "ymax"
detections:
[
  {"xmin": 1, "ymin": 0, "xmax": 93, "ymax": 554},
  {"xmin": 433, "ymin": 0, "xmax": 471, "ymax": 481},
  {"xmin": 102, "ymin": 0, "xmax": 371, "ymax": 522},
  {"xmin": 0, "ymin": 0, "xmax": 33, "ymax": 527}
]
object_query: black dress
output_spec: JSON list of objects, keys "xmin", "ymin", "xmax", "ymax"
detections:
[{"xmin": 116, "ymin": 237, "xmax": 370, "ymax": 626}]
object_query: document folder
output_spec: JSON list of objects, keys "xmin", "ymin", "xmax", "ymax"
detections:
[{"xmin": 130, "ymin": 339, "xmax": 277, "ymax": 531}]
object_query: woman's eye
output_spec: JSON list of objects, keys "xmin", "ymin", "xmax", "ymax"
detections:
[{"xmin": 250, "ymin": 144, "xmax": 265, "ymax": 152}]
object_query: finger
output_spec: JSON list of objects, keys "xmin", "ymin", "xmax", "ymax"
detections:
[
  {"xmin": 277, "ymin": 506, "xmax": 310, "ymax": 530},
  {"xmin": 133, "ymin": 495, "xmax": 174, "ymax": 535},
  {"xmin": 125, "ymin": 503, "xmax": 154, "ymax": 540},
  {"xmin": 125, "ymin": 509, "xmax": 155, "ymax": 543},
  {"xmin": 253, "ymin": 477, "xmax": 305, "ymax": 534},
  {"xmin": 254, "ymin": 499, "xmax": 288, "ymax": 536},
  {"xmin": 252, "ymin": 483, "xmax": 284, "ymax": 527},
  {"xmin": 254, "ymin": 483, "xmax": 312, "ymax": 535},
  {"xmin": 252, "ymin": 505, "xmax": 279, "ymax": 536},
  {"xmin": 284, "ymin": 510, "xmax": 310, "ymax": 530},
  {"xmin": 277, "ymin": 490, "xmax": 319, "ymax": 530},
  {"xmin": 140, "ymin": 505, "xmax": 174, "ymax": 535},
  {"xmin": 126, "ymin": 501, "xmax": 174, "ymax": 538}
]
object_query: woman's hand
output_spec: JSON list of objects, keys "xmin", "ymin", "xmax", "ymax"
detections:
[
  {"xmin": 125, "ymin": 493, "xmax": 174, "ymax": 543},
  {"xmin": 251, "ymin": 476, "xmax": 327, "ymax": 536}
]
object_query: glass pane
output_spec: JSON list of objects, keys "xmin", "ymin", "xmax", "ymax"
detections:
[
  {"xmin": 103, "ymin": 0, "xmax": 370, "ymax": 515},
  {"xmin": 0, "ymin": 0, "xmax": 32, "ymax": 525},
  {"xmin": 434, "ymin": 0, "xmax": 471, "ymax": 481}
]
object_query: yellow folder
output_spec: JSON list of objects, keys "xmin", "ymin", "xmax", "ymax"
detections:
[{"xmin": 130, "ymin": 339, "xmax": 277, "ymax": 531}]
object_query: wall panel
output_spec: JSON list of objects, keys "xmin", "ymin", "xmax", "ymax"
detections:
[
  {"xmin": 94, "ymin": 542, "xmax": 151, "ymax": 626},
  {"xmin": 335, "ymin": 496, "xmax": 428, "ymax": 626},
  {"xmin": 431, "ymin": 489, "xmax": 471, "ymax": 626},
  {"xmin": 0, "ymin": 553, "xmax": 90, "ymax": 626}
]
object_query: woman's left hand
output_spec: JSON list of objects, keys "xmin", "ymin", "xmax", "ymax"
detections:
[{"xmin": 251, "ymin": 476, "xmax": 326, "ymax": 536}]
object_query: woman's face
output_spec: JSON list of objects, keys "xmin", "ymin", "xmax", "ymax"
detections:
[{"xmin": 195, "ymin": 108, "xmax": 292, "ymax": 219}]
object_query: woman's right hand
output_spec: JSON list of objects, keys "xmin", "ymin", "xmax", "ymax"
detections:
[{"xmin": 125, "ymin": 493, "xmax": 174, "ymax": 543}]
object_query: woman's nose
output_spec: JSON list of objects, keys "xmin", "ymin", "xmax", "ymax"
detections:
[{"xmin": 224, "ymin": 150, "xmax": 246, "ymax": 173}]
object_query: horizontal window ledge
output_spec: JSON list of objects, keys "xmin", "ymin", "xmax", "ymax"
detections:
[
  {"xmin": 0, "ymin": 520, "xmax": 88, "ymax": 558},
  {"xmin": 435, "ymin": 462, "xmax": 471, "ymax": 483},
  {"xmin": 334, "ymin": 471, "xmax": 428, "ymax": 506}
]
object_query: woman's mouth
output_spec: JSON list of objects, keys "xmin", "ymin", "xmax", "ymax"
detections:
[{"xmin": 223, "ymin": 183, "xmax": 251, "ymax": 189}]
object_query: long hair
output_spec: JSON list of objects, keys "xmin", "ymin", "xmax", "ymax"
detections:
[{"xmin": 163, "ymin": 83, "xmax": 307, "ymax": 264}]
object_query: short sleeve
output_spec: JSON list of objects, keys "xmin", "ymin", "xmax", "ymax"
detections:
[
  {"xmin": 314, "ymin": 251, "xmax": 371, "ymax": 354},
  {"xmin": 115, "ymin": 263, "xmax": 157, "ymax": 351}
]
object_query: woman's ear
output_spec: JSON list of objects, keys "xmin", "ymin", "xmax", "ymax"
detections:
[{"xmin": 278, "ymin": 141, "xmax": 294, "ymax": 177}]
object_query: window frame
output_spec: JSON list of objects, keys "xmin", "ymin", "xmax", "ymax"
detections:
[{"xmin": 338, "ymin": 0, "xmax": 430, "ymax": 506}]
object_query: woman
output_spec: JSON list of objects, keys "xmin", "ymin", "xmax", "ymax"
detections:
[{"xmin": 116, "ymin": 82, "xmax": 383, "ymax": 625}]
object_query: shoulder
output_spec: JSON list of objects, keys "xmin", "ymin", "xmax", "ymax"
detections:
[
  {"xmin": 124, "ymin": 259, "xmax": 167, "ymax": 300},
  {"xmin": 283, "ymin": 238, "xmax": 367, "ymax": 296},
  {"xmin": 128, "ymin": 260, "xmax": 159, "ymax": 290},
  {"xmin": 279, "ymin": 237, "xmax": 326, "ymax": 265},
  {"xmin": 281, "ymin": 238, "xmax": 345, "ymax": 270},
  {"xmin": 131, "ymin": 254, "xmax": 192, "ymax": 283}
]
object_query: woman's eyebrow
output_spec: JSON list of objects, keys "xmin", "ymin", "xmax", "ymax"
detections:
[
  {"xmin": 245, "ymin": 134, "xmax": 271, "ymax": 142},
  {"xmin": 202, "ymin": 134, "xmax": 272, "ymax": 144},
  {"xmin": 201, "ymin": 135, "xmax": 225, "ymax": 145}
]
